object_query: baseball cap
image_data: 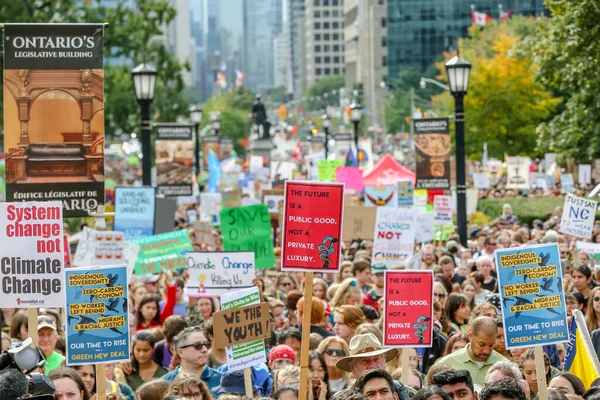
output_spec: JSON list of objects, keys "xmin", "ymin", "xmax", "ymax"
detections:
[
  {"xmin": 268, "ymin": 344, "xmax": 296, "ymax": 363},
  {"xmin": 37, "ymin": 315, "xmax": 57, "ymax": 331}
]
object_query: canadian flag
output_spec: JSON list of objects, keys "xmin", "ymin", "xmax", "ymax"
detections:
[
  {"xmin": 472, "ymin": 11, "xmax": 491, "ymax": 26},
  {"xmin": 500, "ymin": 9, "xmax": 512, "ymax": 21}
]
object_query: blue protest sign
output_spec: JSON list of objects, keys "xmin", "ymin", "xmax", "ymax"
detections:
[
  {"xmin": 114, "ymin": 187, "xmax": 156, "ymax": 240},
  {"xmin": 495, "ymin": 243, "xmax": 569, "ymax": 350},
  {"xmin": 364, "ymin": 185, "xmax": 397, "ymax": 207},
  {"xmin": 65, "ymin": 265, "xmax": 130, "ymax": 365},
  {"xmin": 397, "ymin": 180, "xmax": 414, "ymax": 207}
]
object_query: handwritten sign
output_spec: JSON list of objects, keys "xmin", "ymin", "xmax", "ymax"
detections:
[
  {"xmin": 282, "ymin": 181, "xmax": 344, "ymax": 272},
  {"xmin": 559, "ymin": 194, "xmax": 597, "ymax": 239},
  {"xmin": 383, "ymin": 270, "xmax": 434, "ymax": 347},
  {"xmin": 336, "ymin": 167, "xmax": 364, "ymax": 192},
  {"xmin": 576, "ymin": 241, "xmax": 600, "ymax": 265},
  {"xmin": 0, "ymin": 202, "xmax": 65, "ymax": 308},
  {"xmin": 213, "ymin": 303, "xmax": 271, "ymax": 349},
  {"xmin": 185, "ymin": 251, "xmax": 255, "ymax": 296},
  {"xmin": 372, "ymin": 208, "xmax": 416, "ymax": 270},
  {"xmin": 433, "ymin": 195, "xmax": 453, "ymax": 225},
  {"xmin": 130, "ymin": 230, "xmax": 193, "ymax": 274},
  {"xmin": 495, "ymin": 243, "xmax": 568, "ymax": 349},
  {"xmin": 114, "ymin": 187, "xmax": 155, "ymax": 240},
  {"xmin": 220, "ymin": 204, "xmax": 275, "ymax": 269},
  {"xmin": 65, "ymin": 265, "xmax": 129, "ymax": 365},
  {"xmin": 416, "ymin": 212, "xmax": 434, "ymax": 243},
  {"xmin": 317, "ymin": 159, "xmax": 344, "ymax": 182},
  {"xmin": 472, "ymin": 172, "xmax": 490, "ymax": 189}
]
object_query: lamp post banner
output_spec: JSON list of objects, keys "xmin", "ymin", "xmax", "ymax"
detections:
[
  {"xmin": 155, "ymin": 123, "xmax": 194, "ymax": 197},
  {"xmin": 3, "ymin": 24, "xmax": 105, "ymax": 217},
  {"xmin": 413, "ymin": 118, "xmax": 451, "ymax": 190}
]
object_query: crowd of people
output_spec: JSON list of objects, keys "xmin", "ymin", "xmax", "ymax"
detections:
[{"xmin": 3, "ymin": 201, "xmax": 600, "ymax": 400}]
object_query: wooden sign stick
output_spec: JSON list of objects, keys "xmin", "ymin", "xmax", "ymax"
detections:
[
  {"xmin": 298, "ymin": 272, "xmax": 314, "ymax": 400},
  {"xmin": 401, "ymin": 349, "xmax": 410, "ymax": 386},
  {"xmin": 244, "ymin": 367, "xmax": 253, "ymax": 398},
  {"xmin": 96, "ymin": 364, "xmax": 106, "ymax": 400},
  {"xmin": 28, "ymin": 309, "xmax": 38, "ymax": 345},
  {"xmin": 534, "ymin": 346, "xmax": 548, "ymax": 400}
]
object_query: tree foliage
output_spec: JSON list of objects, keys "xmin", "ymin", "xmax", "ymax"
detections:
[
  {"xmin": 525, "ymin": 0, "xmax": 600, "ymax": 161},
  {"xmin": 303, "ymin": 75, "xmax": 345, "ymax": 111},
  {"xmin": 432, "ymin": 17, "xmax": 559, "ymax": 160}
]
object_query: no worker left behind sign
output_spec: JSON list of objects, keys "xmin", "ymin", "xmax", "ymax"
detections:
[{"xmin": 282, "ymin": 181, "xmax": 344, "ymax": 272}]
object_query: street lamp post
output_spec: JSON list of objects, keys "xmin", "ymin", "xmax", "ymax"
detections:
[
  {"xmin": 190, "ymin": 105, "xmax": 203, "ymax": 176},
  {"xmin": 322, "ymin": 114, "xmax": 331, "ymax": 158},
  {"xmin": 350, "ymin": 102, "xmax": 362, "ymax": 147},
  {"xmin": 131, "ymin": 63, "xmax": 158, "ymax": 186},
  {"xmin": 211, "ymin": 112, "xmax": 221, "ymax": 136},
  {"xmin": 445, "ymin": 53, "xmax": 472, "ymax": 247}
]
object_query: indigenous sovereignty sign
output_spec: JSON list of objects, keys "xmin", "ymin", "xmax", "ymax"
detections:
[
  {"xmin": 212, "ymin": 302, "xmax": 271, "ymax": 349},
  {"xmin": 3, "ymin": 24, "xmax": 105, "ymax": 217},
  {"xmin": 185, "ymin": 252, "xmax": 255, "ymax": 297},
  {"xmin": 220, "ymin": 204, "xmax": 275, "ymax": 269},
  {"xmin": 282, "ymin": 181, "xmax": 344, "ymax": 272},
  {"xmin": 414, "ymin": 118, "xmax": 451, "ymax": 189},
  {"xmin": 114, "ymin": 187, "xmax": 156, "ymax": 240},
  {"xmin": 495, "ymin": 243, "xmax": 569, "ymax": 349},
  {"xmin": 0, "ymin": 202, "xmax": 65, "ymax": 307},
  {"xmin": 155, "ymin": 124, "xmax": 194, "ymax": 196},
  {"xmin": 383, "ymin": 270, "xmax": 434, "ymax": 347},
  {"xmin": 220, "ymin": 287, "xmax": 267, "ymax": 372},
  {"xmin": 372, "ymin": 208, "xmax": 416, "ymax": 270},
  {"xmin": 130, "ymin": 230, "xmax": 193, "ymax": 274},
  {"xmin": 559, "ymin": 194, "xmax": 598, "ymax": 239},
  {"xmin": 65, "ymin": 265, "xmax": 129, "ymax": 365}
]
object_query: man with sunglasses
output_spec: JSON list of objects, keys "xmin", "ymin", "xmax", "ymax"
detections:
[{"xmin": 162, "ymin": 326, "xmax": 222, "ymax": 398}]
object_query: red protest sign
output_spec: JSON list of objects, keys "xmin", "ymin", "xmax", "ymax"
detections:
[
  {"xmin": 383, "ymin": 270, "xmax": 434, "ymax": 347},
  {"xmin": 282, "ymin": 181, "xmax": 344, "ymax": 272}
]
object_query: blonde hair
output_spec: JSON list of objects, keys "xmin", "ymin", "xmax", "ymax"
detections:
[
  {"xmin": 273, "ymin": 365, "xmax": 300, "ymax": 391},
  {"xmin": 330, "ymin": 278, "xmax": 362, "ymax": 308},
  {"xmin": 586, "ymin": 287, "xmax": 600, "ymax": 332},
  {"xmin": 316, "ymin": 336, "xmax": 350, "ymax": 381},
  {"xmin": 165, "ymin": 373, "xmax": 213, "ymax": 400}
]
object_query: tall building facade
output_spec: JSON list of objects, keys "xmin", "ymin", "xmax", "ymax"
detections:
[
  {"xmin": 288, "ymin": 0, "xmax": 306, "ymax": 97},
  {"xmin": 165, "ymin": 0, "xmax": 194, "ymax": 86},
  {"xmin": 304, "ymin": 0, "xmax": 345, "ymax": 89},
  {"xmin": 386, "ymin": 0, "xmax": 547, "ymax": 82},
  {"xmin": 243, "ymin": 0, "xmax": 284, "ymax": 94},
  {"xmin": 344, "ymin": 0, "xmax": 388, "ymax": 126},
  {"xmin": 274, "ymin": 25, "xmax": 291, "ymax": 89}
]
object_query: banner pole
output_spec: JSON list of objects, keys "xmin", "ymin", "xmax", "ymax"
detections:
[
  {"xmin": 96, "ymin": 364, "xmax": 106, "ymax": 400},
  {"xmin": 299, "ymin": 272, "xmax": 314, "ymax": 400},
  {"xmin": 534, "ymin": 346, "xmax": 548, "ymax": 400},
  {"xmin": 401, "ymin": 349, "xmax": 410, "ymax": 385},
  {"xmin": 28, "ymin": 309, "xmax": 38, "ymax": 346},
  {"xmin": 244, "ymin": 367, "xmax": 253, "ymax": 398}
]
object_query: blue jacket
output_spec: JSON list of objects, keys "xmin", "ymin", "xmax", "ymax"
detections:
[
  {"xmin": 162, "ymin": 365, "xmax": 222, "ymax": 398},
  {"xmin": 217, "ymin": 363, "xmax": 273, "ymax": 396}
]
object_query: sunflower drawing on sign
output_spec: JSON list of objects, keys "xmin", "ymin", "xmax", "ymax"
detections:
[{"xmin": 364, "ymin": 185, "xmax": 397, "ymax": 207}]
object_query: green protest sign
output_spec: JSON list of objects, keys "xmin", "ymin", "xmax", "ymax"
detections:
[
  {"xmin": 131, "ymin": 230, "xmax": 193, "ymax": 274},
  {"xmin": 317, "ymin": 159, "xmax": 343, "ymax": 181},
  {"xmin": 220, "ymin": 204, "xmax": 275, "ymax": 269}
]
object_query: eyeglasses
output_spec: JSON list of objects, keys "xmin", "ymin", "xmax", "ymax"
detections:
[
  {"xmin": 488, "ymin": 243, "xmax": 497, "ymax": 246},
  {"xmin": 324, "ymin": 349, "xmax": 346, "ymax": 357},
  {"xmin": 180, "ymin": 392, "xmax": 203, "ymax": 400},
  {"xmin": 434, "ymin": 293, "xmax": 446, "ymax": 299},
  {"xmin": 180, "ymin": 341, "xmax": 211, "ymax": 350},
  {"xmin": 594, "ymin": 297, "xmax": 600, "ymax": 302}
]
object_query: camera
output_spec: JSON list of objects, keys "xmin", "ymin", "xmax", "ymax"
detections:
[{"xmin": 0, "ymin": 337, "xmax": 56, "ymax": 400}]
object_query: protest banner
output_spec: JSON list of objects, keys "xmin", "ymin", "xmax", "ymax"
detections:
[
  {"xmin": 397, "ymin": 180, "xmax": 414, "ymax": 207},
  {"xmin": 372, "ymin": 208, "xmax": 416, "ymax": 270},
  {"xmin": 472, "ymin": 172, "xmax": 490, "ymax": 189},
  {"xmin": 220, "ymin": 287, "xmax": 267, "ymax": 372},
  {"xmin": 579, "ymin": 165, "xmax": 592, "ymax": 185},
  {"xmin": 383, "ymin": 270, "xmax": 434, "ymax": 347},
  {"xmin": 416, "ymin": 212, "xmax": 435, "ymax": 243},
  {"xmin": 3, "ymin": 24, "xmax": 105, "ymax": 218},
  {"xmin": 154, "ymin": 197, "xmax": 177, "ymax": 234},
  {"xmin": 186, "ymin": 251, "xmax": 255, "ymax": 296},
  {"xmin": 155, "ymin": 123, "xmax": 193, "ymax": 196},
  {"xmin": 576, "ymin": 241, "xmax": 600, "ymax": 265},
  {"xmin": 336, "ymin": 167, "xmax": 364, "ymax": 192},
  {"xmin": 364, "ymin": 185, "xmax": 397, "ymax": 207},
  {"xmin": 200, "ymin": 192, "xmax": 222, "ymax": 224},
  {"xmin": 414, "ymin": 118, "xmax": 451, "ymax": 189},
  {"xmin": 114, "ymin": 187, "xmax": 156, "ymax": 240},
  {"xmin": 281, "ymin": 181, "xmax": 344, "ymax": 272},
  {"xmin": 222, "ymin": 189, "xmax": 243, "ymax": 208},
  {"xmin": 72, "ymin": 227, "xmax": 140, "ymax": 273},
  {"xmin": 433, "ymin": 195, "xmax": 453, "ymax": 226},
  {"xmin": 220, "ymin": 204, "xmax": 275, "ymax": 269},
  {"xmin": 65, "ymin": 265, "xmax": 129, "ymax": 365},
  {"xmin": 562, "ymin": 173, "xmax": 575, "ymax": 193},
  {"xmin": 212, "ymin": 302, "xmax": 271, "ymax": 349},
  {"xmin": 342, "ymin": 206, "xmax": 377, "ymax": 240},
  {"xmin": 495, "ymin": 243, "xmax": 569, "ymax": 349},
  {"xmin": 506, "ymin": 156, "xmax": 531, "ymax": 190},
  {"xmin": 262, "ymin": 189, "xmax": 285, "ymax": 214},
  {"xmin": 559, "ymin": 194, "xmax": 598, "ymax": 239},
  {"xmin": 317, "ymin": 159, "xmax": 344, "ymax": 181},
  {"xmin": 414, "ymin": 189, "xmax": 428, "ymax": 211},
  {"xmin": 0, "ymin": 202, "xmax": 65, "ymax": 308},
  {"xmin": 130, "ymin": 230, "xmax": 193, "ymax": 274}
]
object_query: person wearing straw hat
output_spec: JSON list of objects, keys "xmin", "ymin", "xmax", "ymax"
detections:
[{"xmin": 336, "ymin": 333, "xmax": 409, "ymax": 400}]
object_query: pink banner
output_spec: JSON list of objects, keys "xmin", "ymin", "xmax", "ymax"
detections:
[{"xmin": 336, "ymin": 167, "xmax": 364, "ymax": 192}]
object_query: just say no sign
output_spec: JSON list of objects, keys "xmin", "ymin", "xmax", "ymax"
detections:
[{"xmin": 281, "ymin": 181, "xmax": 344, "ymax": 272}]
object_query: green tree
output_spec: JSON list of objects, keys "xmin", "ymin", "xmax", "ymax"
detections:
[
  {"xmin": 525, "ymin": 0, "xmax": 600, "ymax": 161},
  {"xmin": 303, "ymin": 75, "xmax": 345, "ymax": 111},
  {"xmin": 431, "ymin": 17, "xmax": 559, "ymax": 160},
  {"xmin": 268, "ymin": 86, "xmax": 288, "ymax": 105}
]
